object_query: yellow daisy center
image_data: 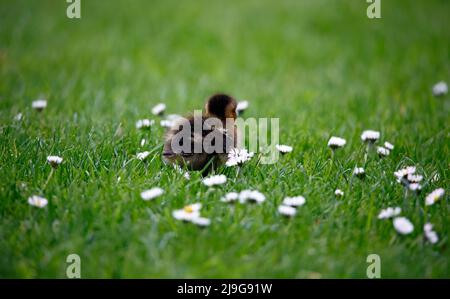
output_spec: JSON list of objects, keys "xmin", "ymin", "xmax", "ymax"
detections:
[{"xmin": 184, "ymin": 206, "xmax": 194, "ymax": 213}]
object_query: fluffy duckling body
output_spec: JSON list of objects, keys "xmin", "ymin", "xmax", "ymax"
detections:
[{"xmin": 163, "ymin": 93, "xmax": 238, "ymax": 172}]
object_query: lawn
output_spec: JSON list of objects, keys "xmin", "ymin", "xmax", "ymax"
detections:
[{"xmin": 0, "ymin": 0, "xmax": 449, "ymax": 278}]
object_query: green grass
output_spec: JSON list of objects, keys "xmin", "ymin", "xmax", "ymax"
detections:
[{"xmin": 0, "ymin": 0, "xmax": 449, "ymax": 278}]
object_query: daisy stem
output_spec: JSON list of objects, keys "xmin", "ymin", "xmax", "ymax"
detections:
[
  {"xmin": 419, "ymin": 204, "xmax": 425, "ymax": 232},
  {"xmin": 39, "ymin": 113, "xmax": 45, "ymax": 129},
  {"xmin": 423, "ymin": 204, "xmax": 428, "ymax": 223},
  {"xmin": 326, "ymin": 150, "xmax": 335, "ymax": 177},
  {"xmin": 365, "ymin": 193, "xmax": 374, "ymax": 232},
  {"xmin": 42, "ymin": 168, "xmax": 54, "ymax": 191},
  {"xmin": 349, "ymin": 173, "xmax": 354, "ymax": 191},
  {"xmin": 402, "ymin": 187, "xmax": 408, "ymax": 212},
  {"xmin": 364, "ymin": 143, "xmax": 372, "ymax": 166},
  {"xmin": 235, "ymin": 166, "xmax": 241, "ymax": 180},
  {"xmin": 356, "ymin": 143, "xmax": 365, "ymax": 171}
]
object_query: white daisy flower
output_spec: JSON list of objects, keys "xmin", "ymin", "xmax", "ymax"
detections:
[
  {"xmin": 408, "ymin": 183, "xmax": 422, "ymax": 192},
  {"xmin": 407, "ymin": 174, "xmax": 423, "ymax": 183},
  {"xmin": 236, "ymin": 100, "xmax": 249, "ymax": 114},
  {"xmin": 361, "ymin": 130, "xmax": 380, "ymax": 143},
  {"xmin": 137, "ymin": 151, "xmax": 150, "ymax": 161},
  {"xmin": 424, "ymin": 223, "xmax": 433, "ymax": 232},
  {"xmin": 334, "ymin": 189, "xmax": 344, "ymax": 197},
  {"xmin": 282, "ymin": 196, "xmax": 306, "ymax": 207},
  {"xmin": 425, "ymin": 188, "xmax": 445, "ymax": 206},
  {"xmin": 14, "ymin": 113, "xmax": 23, "ymax": 121},
  {"xmin": 32, "ymin": 99, "xmax": 47, "ymax": 111},
  {"xmin": 327, "ymin": 136, "xmax": 346, "ymax": 149},
  {"xmin": 225, "ymin": 148, "xmax": 254, "ymax": 167},
  {"xmin": 384, "ymin": 141, "xmax": 394, "ymax": 150},
  {"xmin": 135, "ymin": 119, "xmax": 154, "ymax": 129},
  {"xmin": 425, "ymin": 230, "xmax": 439, "ymax": 244},
  {"xmin": 202, "ymin": 174, "xmax": 227, "ymax": 187},
  {"xmin": 394, "ymin": 166, "xmax": 417, "ymax": 184},
  {"xmin": 166, "ymin": 114, "xmax": 182, "ymax": 121},
  {"xmin": 239, "ymin": 190, "xmax": 266, "ymax": 204},
  {"xmin": 47, "ymin": 155, "xmax": 63, "ymax": 168},
  {"xmin": 393, "ymin": 217, "xmax": 414, "ymax": 235},
  {"xmin": 278, "ymin": 205, "xmax": 297, "ymax": 217},
  {"xmin": 220, "ymin": 192, "xmax": 239, "ymax": 203},
  {"xmin": 353, "ymin": 167, "xmax": 365, "ymax": 178},
  {"xmin": 424, "ymin": 223, "xmax": 439, "ymax": 244},
  {"xmin": 151, "ymin": 103, "xmax": 166, "ymax": 116},
  {"xmin": 162, "ymin": 115, "xmax": 183, "ymax": 128},
  {"xmin": 377, "ymin": 146, "xmax": 390, "ymax": 157},
  {"xmin": 172, "ymin": 203, "xmax": 202, "ymax": 221},
  {"xmin": 275, "ymin": 144, "xmax": 293, "ymax": 154},
  {"xmin": 378, "ymin": 207, "xmax": 401, "ymax": 219},
  {"xmin": 140, "ymin": 139, "xmax": 146, "ymax": 146},
  {"xmin": 160, "ymin": 119, "xmax": 173, "ymax": 128},
  {"xmin": 28, "ymin": 195, "xmax": 48, "ymax": 208},
  {"xmin": 140, "ymin": 187, "xmax": 164, "ymax": 201},
  {"xmin": 432, "ymin": 81, "xmax": 448, "ymax": 97},
  {"xmin": 191, "ymin": 217, "xmax": 211, "ymax": 227},
  {"xmin": 398, "ymin": 166, "xmax": 416, "ymax": 176}
]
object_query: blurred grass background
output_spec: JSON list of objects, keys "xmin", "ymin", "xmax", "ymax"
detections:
[{"xmin": 0, "ymin": 0, "xmax": 449, "ymax": 278}]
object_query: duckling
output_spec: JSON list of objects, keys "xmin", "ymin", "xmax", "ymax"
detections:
[{"xmin": 162, "ymin": 93, "xmax": 238, "ymax": 172}]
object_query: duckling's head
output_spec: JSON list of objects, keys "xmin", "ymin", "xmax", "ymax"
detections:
[{"xmin": 205, "ymin": 93, "xmax": 237, "ymax": 121}]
